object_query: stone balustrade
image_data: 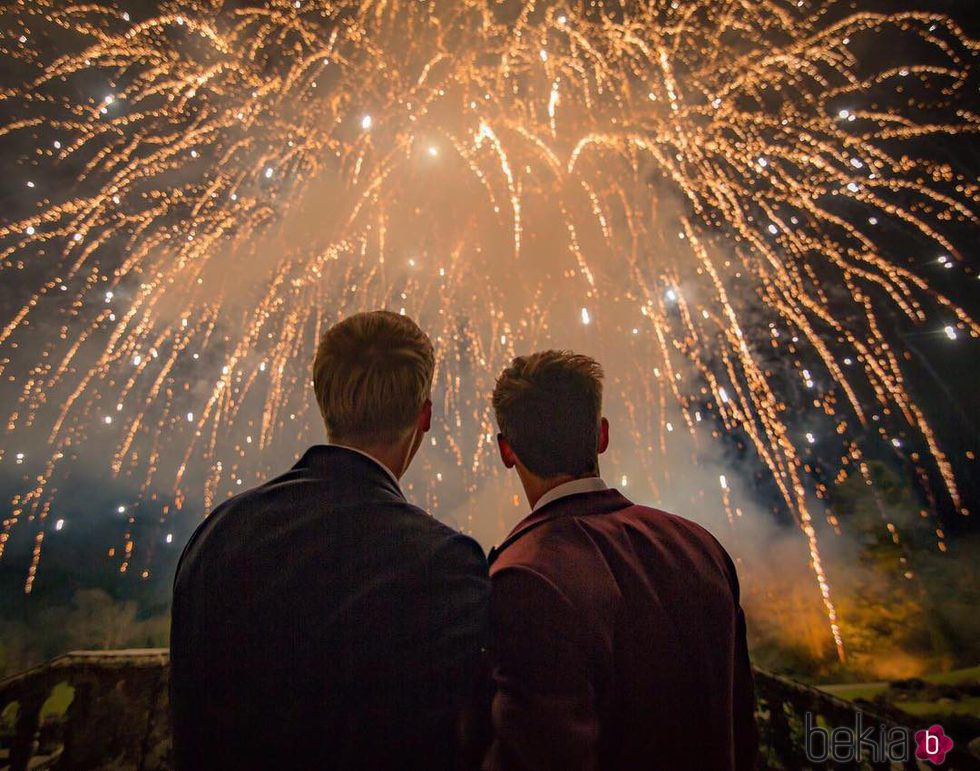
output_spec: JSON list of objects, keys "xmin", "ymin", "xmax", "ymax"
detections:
[{"xmin": 0, "ymin": 650, "xmax": 977, "ymax": 770}]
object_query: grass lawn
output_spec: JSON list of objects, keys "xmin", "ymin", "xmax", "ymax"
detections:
[
  {"xmin": 818, "ymin": 665, "xmax": 980, "ymax": 718},
  {"xmin": 819, "ymin": 681, "xmax": 891, "ymax": 702},
  {"xmin": 899, "ymin": 697, "xmax": 980, "ymax": 717}
]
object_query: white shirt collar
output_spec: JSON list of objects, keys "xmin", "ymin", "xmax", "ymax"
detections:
[
  {"xmin": 325, "ymin": 443, "xmax": 402, "ymax": 492},
  {"xmin": 532, "ymin": 476, "xmax": 608, "ymax": 511}
]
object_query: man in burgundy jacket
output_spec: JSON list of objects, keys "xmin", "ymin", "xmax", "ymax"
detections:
[{"xmin": 484, "ymin": 350, "xmax": 757, "ymax": 770}]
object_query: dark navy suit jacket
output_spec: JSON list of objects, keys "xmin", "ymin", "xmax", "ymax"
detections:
[
  {"xmin": 170, "ymin": 445, "xmax": 490, "ymax": 770},
  {"xmin": 483, "ymin": 488, "xmax": 757, "ymax": 771}
]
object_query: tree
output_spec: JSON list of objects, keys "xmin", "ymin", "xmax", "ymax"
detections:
[{"xmin": 832, "ymin": 460, "xmax": 953, "ymax": 677}]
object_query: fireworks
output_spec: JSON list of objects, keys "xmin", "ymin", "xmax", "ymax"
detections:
[{"xmin": 1, "ymin": 0, "xmax": 978, "ymax": 660}]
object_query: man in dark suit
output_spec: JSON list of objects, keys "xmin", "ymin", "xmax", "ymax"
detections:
[
  {"xmin": 484, "ymin": 350, "xmax": 757, "ymax": 771},
  {"xmin": 170, "ymin": 310, "xmax": 490, "ymax": 770}
]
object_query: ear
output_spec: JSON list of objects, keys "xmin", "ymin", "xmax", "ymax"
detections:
[
  {"xmin": 418, "ymin": 399, "xmax": 432, "ymax": 433},
  {"xmin": 597, "ymin": 417, "xmax": 609, "ymax": 455},
  {"xmin": 497, "ymin": 433, "xmax": 517, "ymax": 469}
]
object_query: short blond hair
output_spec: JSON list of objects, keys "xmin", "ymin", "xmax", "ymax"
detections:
[
  {"xmin": 313, "ymin": 311, "xmax": 434, "ymax": 445},
  {"xmin": 492, "ymin": 350, "xmax": 604, "ymax": 477}
]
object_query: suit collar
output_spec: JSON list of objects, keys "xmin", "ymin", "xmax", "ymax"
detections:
[
  {"xmin": 532, "ymin": 476, "xmax": 609, "ymax": 511},
  {"xmin": 323, "ymin": 442, "xmax": 402, "ymax": 492},
  {"xmin": 293, "ymin": 444, "xmax": 406, "ymax": 502},
  {"xmin": 489, "ymin": 487, "xmax": 633, "ymax": 566}
]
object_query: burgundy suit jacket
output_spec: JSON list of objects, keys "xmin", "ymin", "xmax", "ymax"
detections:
[{"xmin": 483, "ymin": 488, "xmax": 757, "ymax": 771}]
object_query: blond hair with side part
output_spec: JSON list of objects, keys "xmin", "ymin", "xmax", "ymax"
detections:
[{"xmin": 313, "ymin": 310, "xmax": 434, "ymax": 445}]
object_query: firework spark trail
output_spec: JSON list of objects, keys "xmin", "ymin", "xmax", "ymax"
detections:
[{"xmin": 1, "ymin": 0, "xmax": 978, "ymax": 659}]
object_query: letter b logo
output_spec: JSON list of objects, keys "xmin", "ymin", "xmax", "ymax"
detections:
[
  {"xmin": 915, "ymin": 724, "xmax": 953, "ymax": 765},
  {"xmin": 804, "ymin": 712, "xmax": 829, "ymax": 762}
]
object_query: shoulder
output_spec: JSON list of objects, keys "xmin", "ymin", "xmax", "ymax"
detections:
[
  {"xmin": 421, "ymin": 510, "xmax": 488, "ymax": 565},
  {"xmin": 491, "ymin": 514, "xmax": 597, "ymax": 574},
  {"xmin": 176, "ymin": 465, "xmax": 300, "ymax": 538},
  {"xmin": 492, "ymin": 503, "xmax": 736, "ymax": 586},
  {"xmin": 621, "ymin": 501, "xmax": 734, "ymax": 554},
  {"xmin": 174, "ymin": 484, "xmax": 257, "ymax": 561},
  {"xmin": 621, "ymin": 503, "xmax": 741, "ymax": 590},
  {"xmin": 632, "ymin": 503, "xmax": 725, "ymax": 544},
  {"xmin": 374, "ymin": 501, "xmax": 489, "ymax": 580},
  {"xmin": 490, "ymin": 517, "xmax": 621, "ymax": 619},
  {"xmin": 644, "ymin": 505, "xmax": 734, "ymax": 563},
  {"xmin": 172, "ymin": 483, "xmax": 272, "ymax": 595}
]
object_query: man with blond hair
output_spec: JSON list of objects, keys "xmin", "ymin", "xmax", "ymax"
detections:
[
  {"xmin": 483, "ymin": 350, "xmax": 757, "ymax": 770},
  {"xmin": 171, "ymin": 310, "xmax": 489, "ymax": 770}
]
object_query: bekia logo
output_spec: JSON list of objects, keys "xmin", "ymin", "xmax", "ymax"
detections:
[
  {"xmin": 805, "ymin": 711, "xmax": 954, "ymax": 765},
  {"xmin": 915, "ymin": 725, "xmax": 954, "ymax": 765}
]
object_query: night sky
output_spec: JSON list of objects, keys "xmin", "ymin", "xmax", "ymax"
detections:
[{"xmin": 0, "ymin": 0, "xmax": 978, "ymax": 666}]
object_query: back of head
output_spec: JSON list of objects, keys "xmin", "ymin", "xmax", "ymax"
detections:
[
  {"xmin": 313, "ymin": 310, "xmax": 434, "ymax": 445},
  {"xmin": 492, "ymin": 350, "xmax": 604, "ymax": 477}
]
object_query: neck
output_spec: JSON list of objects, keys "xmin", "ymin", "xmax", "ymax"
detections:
[{"xmin": 517, "ymin": 466, "xmax": 598, "ymax": 510}]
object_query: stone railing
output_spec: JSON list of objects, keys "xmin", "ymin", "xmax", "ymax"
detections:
[
  {"xmin": 0, "ymin": 650, "xmax": 977, "ymax": 770},
  {"xmin": 753, "ymin": 669, "xmax": 979, "ymax": 770},
  {"xmin": 0, "ymin": 650, "xmax": 170, "ymax": 771}
]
